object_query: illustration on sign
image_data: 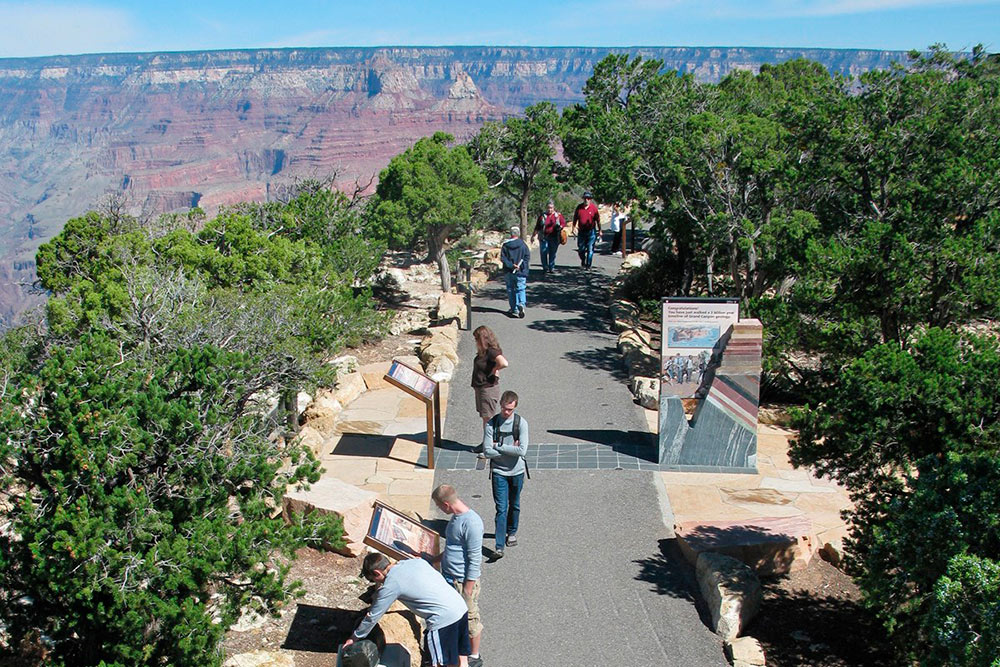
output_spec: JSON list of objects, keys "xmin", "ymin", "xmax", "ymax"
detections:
[
  {"xmin": 386, "ymin": 360, "xmax": 436, "ymax": 399},
  {"xmin": 661, "ymin": 299, "xmax": 739, "ymax": 399},
  {"xmin": 364, "ymin": 501, "xmax": 440, "ymax": 562}
]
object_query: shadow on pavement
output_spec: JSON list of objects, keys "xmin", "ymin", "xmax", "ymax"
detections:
[
  {"xmin": 633, "ymin": 538, "xmax": 709, "ymax": 618},
  {"xmin": 547, "ymin": 428, "xmax": 656, "ymax": 456},
  {"xmin": 562, "ymin": 347, "xmax": 630, "ymax": 377}
]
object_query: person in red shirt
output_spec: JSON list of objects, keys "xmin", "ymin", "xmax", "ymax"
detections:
[
  {"xmin": 572, "ymin": 191, "xmax": 601, "ymax": 269},
  {"xmin": 530, "ymin": 200, "xmax": 566, "ymax": 274}
]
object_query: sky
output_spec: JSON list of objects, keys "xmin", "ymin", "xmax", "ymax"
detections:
[{"xmin": 0, "ymin": 0, "xmax": 997, "ymax": 59}]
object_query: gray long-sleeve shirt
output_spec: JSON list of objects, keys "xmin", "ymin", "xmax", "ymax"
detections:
[
  {"xmin": 353, "ymin": 558, "xmax": 467, "ymax": 639},
  {"xmin": 441, "ymin": 509, "xmax": 484, "ymax": 584},
  {"xmin": 483, "ymin": 412, "xmax": 529, "ymax": 476}
]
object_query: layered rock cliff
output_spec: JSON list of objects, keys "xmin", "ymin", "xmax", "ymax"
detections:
[{"xmin": 0, "ymin": 46, "xmax": 908, "ymax": 324}]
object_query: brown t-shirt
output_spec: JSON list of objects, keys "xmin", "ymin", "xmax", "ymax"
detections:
[{"xmin": 471, "ymin": 347, "xmax": 501, "ymax": 388}]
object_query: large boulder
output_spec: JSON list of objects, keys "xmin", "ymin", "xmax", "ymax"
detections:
[
  {"xmin": 282, "ymin": 479, "xmax": 378, "ymax": 557},
  {"xmin": 697, "ymin": 552, "xmax": 762, "ymax": 641},
  {"xmin": 436, "ymin": 292, "xmax": 466, "ymax": 324},
  {"xmin": 630, "ymin": 376, "xmax": 660, "ymax": 410},
  {"xmin": 468, "ymin": 269, "xmax": 489, "ymax": 292}
]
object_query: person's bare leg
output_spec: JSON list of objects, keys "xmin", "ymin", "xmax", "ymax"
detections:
[{"xmin": 470, "ymin": 632, "xmax": 481, "ymax": 656}]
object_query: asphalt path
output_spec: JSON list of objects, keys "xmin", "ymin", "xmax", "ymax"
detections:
[
  {"xmin": 443, "ymin": 234, "xmax": 652, "ymax": 450},
  {"xmin": 435, "ymin": 234, "xmax": 726, "ymax": 666}
]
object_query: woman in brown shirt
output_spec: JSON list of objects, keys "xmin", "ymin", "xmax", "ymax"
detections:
[{"xmin": 471, "ymin": 326, "xmax": 509, "ymax": 430}]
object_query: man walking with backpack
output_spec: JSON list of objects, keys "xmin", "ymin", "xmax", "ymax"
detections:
[{"xmin": 483, "ymin": 390, "xmax": 529, "ymax": 559}]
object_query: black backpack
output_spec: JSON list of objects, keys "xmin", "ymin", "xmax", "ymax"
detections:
[{"xmin": 490, "ymin": 413, "xmax": 530, "ymax": 479}]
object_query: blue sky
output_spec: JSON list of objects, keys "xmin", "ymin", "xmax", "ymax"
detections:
[{"xmin": 0, "ymin": 0, "xmax": 996, "ymax": 58}]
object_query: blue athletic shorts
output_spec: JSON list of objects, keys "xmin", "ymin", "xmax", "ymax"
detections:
[{"xmin": 425, "ymin": 612, "xmax": 471, "ymax": 666}]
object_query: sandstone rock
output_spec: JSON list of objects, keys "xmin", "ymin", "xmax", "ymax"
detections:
[
  {"xmin": 418, "ymin": 342, "xmax": 460, "ymax": 366},
  {"xmin": 295, "ymin": 425, "xmax": 327, "ymax": 457},
  {"xmin": 618, "ymin": 327, "xmax": 653, "ymax": 351},
  {"xmin": 696, "ymin": 552, "xmax": 762, "ymax": 641},
  {"xmin": 393, "ymin": 354, "xmax": 424, "ymax": 370},
  {"xmin": 389, "ymin": 309, "xmax": 431, "ymax": 335},
  {"xmin": 384, "ymin": 267, "xmax": 408, "ymax": 287},
  {"xmin": 757, "ymin": 405, "xmax": 793, "ymax": 426},
  {"xmin": 630, "ymin": 376, "xmax": 660, "ymax": 410},
  {"xmin": 223, "ymin": 650, "xmax": 294, "ymax": 667},
  {"xmin": 613, "ymin": 318, "xmax": 634, "ymax": 333},
  {"xmin": 726, "ymin": 636, "xmax": 766, "ymax": 666},
  {"xmin": 820, "ymin": 538, "xmax": 845, "ymax": 568},
  {"xmin": 379, "ymin": 610, "xmax": 422, "ymax": 667},
  {"xmin": 624, "ymin": 347, "xmax": 660, "ymax": 378},
  {"xmin": 358, "ymin": 361, "xmax": 393, "ymax": 392},
  {"xmin": 328, "ymin": 354, "xmax": 360, "ymax": 377},
  {"xmin": 677, "ymin": 516, "xmax": 815, "ymax": 576},
  {"xmin": 426, "ymin": 356, "xmax": 456, "ymax": 383},
  {"xmin": 622, "ymin": 251, "xmax": 650, "ymax": 270},
  {"xmin": 609, "ymin": 300, "xmax": 640, "ymax": 324},
  {"xmin": 334, "ymin": 371, "xmax": 366, "ymax": 407},
  {"xmin": 420, "ymin": 322, "xmax": 460, "ymax": 348},
  {"xmin": 295, "ymin": 392, "xmax": 312, "ymax": 416},
  {"xmin": 230, "ymin": 604, "xmax": 268, "ymax": 633},
  {"xmin": 436, "ymin": 292, "xmax": 467, "ymax": 323},
  {"xmin": 468, "ymin": 269, "xmax": 488, "ymax": 291},
  {"xmin": 483, "ymin": 247, "xmax": 501, "ymax": 269},
  {"xmin": 282, "ymin": 478, "xmax": 378, "ymax": 557},
  {"xmin": 302, "ymin": 390, "xmax": 343, "ymax": 432}
]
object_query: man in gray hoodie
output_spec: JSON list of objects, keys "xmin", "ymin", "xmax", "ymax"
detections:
[
  {"xmin": 344, "ymin": 553, "xmax": 471, "ymax": 667},
  {"xmin": 483, "ymin": 390, "xmax": 529, "ymax": 558}
]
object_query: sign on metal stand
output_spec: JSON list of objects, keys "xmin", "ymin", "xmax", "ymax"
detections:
[{"xmin": 382, "ymin": 360, "xmax": 441, "ymax": 469}]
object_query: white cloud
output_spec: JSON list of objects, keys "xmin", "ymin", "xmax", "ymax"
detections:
[{"xmin": 0, "ymin": 3, "xmax": 136, "ymax": 57}]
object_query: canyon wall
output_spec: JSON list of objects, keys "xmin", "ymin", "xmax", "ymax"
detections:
[{"xmin": 0, "ymin": 46, "xmax": 908, "ymax": 324}]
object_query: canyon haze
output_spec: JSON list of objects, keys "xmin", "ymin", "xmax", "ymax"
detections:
[{"xmin": 0, "ymin": 45, "xmax": 908, "ymax": 324}]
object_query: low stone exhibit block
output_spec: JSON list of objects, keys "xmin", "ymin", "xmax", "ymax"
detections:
[
  {"xmin": 677, "ymin": 516, "xmax": 815, "ymax": 575},
  {"xmin": 282, "ymin": 478, "xmax": 378, "ymax": 557},
  {"xmin": 697, "ymin": 552, "xmax": 762, "ymax": 641}
]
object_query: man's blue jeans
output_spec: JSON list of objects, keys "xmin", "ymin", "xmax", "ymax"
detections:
[
  {"xmin": 577, "ymin": 228, "xmax": 597, "ymax": 268},
  {"xmin": 492, "ymin": 472, "xmax": 524, "ymax": 550},
  {"xmin": 505, "ymin": 273, "xmax": 526, "ymax": 312},
  {"xmin": 539, "ymin": 235, "xmax": 559, "ymax": 271}
]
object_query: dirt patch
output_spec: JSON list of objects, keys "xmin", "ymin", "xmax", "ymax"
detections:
[
  {"xmin": 750, "ymin": 557, "xmax": 893, "ymax": 667},
  {"xmin": 349, "ymin": 331, "xmax": 423, "ymax": 366},
  {"xmin": 222, "ymin": 549, "xmax": 375, "ymax": 667}
]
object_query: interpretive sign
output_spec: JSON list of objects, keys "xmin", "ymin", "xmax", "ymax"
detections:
[
  {"xmin": 385, "ymin": 360, "xmax": 436, "ymax": 399},
  {"xmin": 660, "ymin": 298, "xmax": 739, "ymax": 399},
  {"xmin": 363, "ymin": 500, "xmax": 441, "ymax": 562},
  {"xmin": 382, "ymin": 360, "xmax": 441, "ymax": 468}
]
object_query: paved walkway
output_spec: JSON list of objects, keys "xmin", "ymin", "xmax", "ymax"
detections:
[
  {"xmin": 434, "ymin": 237, "xmax": 726, "ymax": 666},
  {"xmin": 312, "ymin": 232, "xmax": 852, "ymax": 666}
]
